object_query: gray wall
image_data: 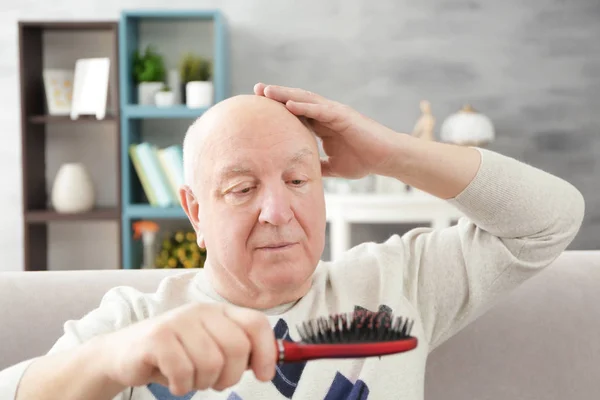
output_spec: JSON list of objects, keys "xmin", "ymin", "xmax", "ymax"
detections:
[{"xmin": 0, "ymin": 0, "xmax": 598, "ymax": 271}]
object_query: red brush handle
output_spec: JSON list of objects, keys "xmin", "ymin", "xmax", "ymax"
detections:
[{"xmin": 275, "ymin": 338, "xmax": 418, "ymax": 363}]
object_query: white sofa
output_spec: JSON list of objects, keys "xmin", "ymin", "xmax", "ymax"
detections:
[{"xmin": 1, "ymin": 250, "xmax": 599, "ymax": 399}]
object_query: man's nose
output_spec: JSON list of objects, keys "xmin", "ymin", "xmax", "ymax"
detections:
[{"xmin": 258, "ymin": 184, "xmax": 294, "ymax": 226}]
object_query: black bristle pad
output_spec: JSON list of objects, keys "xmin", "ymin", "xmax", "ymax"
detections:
[{"xmin": 297, "ymin": 310, "xmax": 413, "ymax": 344}]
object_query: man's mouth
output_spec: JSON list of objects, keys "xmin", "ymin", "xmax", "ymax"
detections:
[{"xmin": 257, "ymin": 242, "xmax": 297, "ymax": 250}]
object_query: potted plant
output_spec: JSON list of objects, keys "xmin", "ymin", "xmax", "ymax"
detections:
[
  {"xmin": 179, "ymin": 53, "xmax": 213, "ymax": 108},
  {"xmin": 133, "ymin": 45, "xmax": 166, "ymax": 105},
  {"xmin": 155, "ymin": 230, "xmax": 206, "ymax": 269},
  {"xmin": 154, "ymin": 84, "xmax": 175, "ymax": 108}
]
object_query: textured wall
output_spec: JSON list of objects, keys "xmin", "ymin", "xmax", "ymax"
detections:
[{"xmin": 0, "ymin": 0, "xmax": 598, "ymax": 270}]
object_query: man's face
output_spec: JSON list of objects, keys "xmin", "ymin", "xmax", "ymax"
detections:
[{"xmin": 186, "ymin": 98, "xmax": 326, "ymax": 296}]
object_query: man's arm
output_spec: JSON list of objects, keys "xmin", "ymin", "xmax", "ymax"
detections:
[
  {"xmin": 380, "ymin": 134, "xmax": 481, "ymax": 200},
  {"xmin": 0, "ymin": 286, "xmax": 145, "ymax": 400},
  {"xmin": 9, "ymin": 337, "xmax": 126, "ymax": 400},
  {"xmin": 385, "ymin": 135, "xmax": 585, "ymax": 350}
]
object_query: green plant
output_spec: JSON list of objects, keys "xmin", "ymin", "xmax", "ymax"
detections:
[
  {"xmin": 160, "ymin": 84, "xmax": 171, "ymax": 92},
  {"xmin": 132, "ymin": 45, "xmax": 166, "ymax": 83},
  {"xmin": 155, "ymin": 230, "xmax": 206, "ymax": 269},
  {"xmin": 179, "ymin": 53, "xmax": 212, "ymax": 83}
]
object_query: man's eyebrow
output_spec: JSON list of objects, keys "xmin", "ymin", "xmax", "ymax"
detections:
[
  {"xmin": 215, "ymin": 148, "xmax": 316, "ymax": 185},
  {"xmin": 289, "ymin": 147, "xmax": 315, "ymax": 164},
  {"xmin": 215, "ymin": 165, "xmax": 252, "ymax": 185}
]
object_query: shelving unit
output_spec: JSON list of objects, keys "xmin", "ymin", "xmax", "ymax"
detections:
[
  {"xmin": 118, "ymin": 10, "xmax": 229, "ymax": 269},
  {"xmin": 18, "ymin": 21, "xmax": 122, "ymax": 271}
]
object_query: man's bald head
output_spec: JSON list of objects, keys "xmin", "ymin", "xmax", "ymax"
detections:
[{"xmin": 182, "ymin": 94, "xmax": 317, "ymax": 193}]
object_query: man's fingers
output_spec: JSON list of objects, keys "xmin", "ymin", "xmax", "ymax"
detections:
[
  {"xmin": 150, "ymin": 332, "xmax": 195, "ymax": 396},
  {"xmin": 253, "ymin": 82, "xmax": 266, "ymax": 96},
  {"xmin": 176, "ymin": 319, "xmax": 223, "ymax": 390},
  {"xmin": 223, "ymin": 306, "xmax": 277, "ymax": 382},
  {"xmin": 286, "ymin": 101, "xmax": 338, "ymax": 125},
  {"xmin": 263, "ymin": 85, "xmax": 327, "ymax": 105},
  {"xmin": 202, "ymin": 311, "xmax": 253, "ymax": 391}
]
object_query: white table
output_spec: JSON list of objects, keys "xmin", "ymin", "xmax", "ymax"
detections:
[{"xmin": 324, "ymin": 190, "xmax": 464, "ymax": 260}]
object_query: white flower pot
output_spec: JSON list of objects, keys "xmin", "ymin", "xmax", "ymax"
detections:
[
  {"xmin": 51, "ymin": 163, "xmax": 95, "ymax": 213},
  {"xmin": 186, "ymin": 81, "xmax": 213, "ymax": 108},
  {"xmin": 137, "ymin": 82, "xmax": 163, "ymax": 105},
  {"xmin": 155, "ymin": 91, "xmax": 175, "ymax": 108}
]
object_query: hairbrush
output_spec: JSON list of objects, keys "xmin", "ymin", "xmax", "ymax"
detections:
[{"xmin": 275, "ymin": 310, "xmax": 417, "ymax": 363}]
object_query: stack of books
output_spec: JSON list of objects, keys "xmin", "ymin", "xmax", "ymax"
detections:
[{"xmin": 129, "ymin": 142, "xmax": 184, "ymax": 207}]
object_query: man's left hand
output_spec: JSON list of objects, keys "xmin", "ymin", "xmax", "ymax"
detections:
[{"xmin": 254, "ymin": 83, "xmax": 400, "ymax": 179}]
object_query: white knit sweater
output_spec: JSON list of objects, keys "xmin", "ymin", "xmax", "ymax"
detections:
[{"xmin": 0, "ymin": 148, "xmax": 585, "ymax": 399}]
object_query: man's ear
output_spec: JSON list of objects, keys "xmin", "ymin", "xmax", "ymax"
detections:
[{"xmin": 179, "ymin": 185, "xmax": 206, "ymax": 249}]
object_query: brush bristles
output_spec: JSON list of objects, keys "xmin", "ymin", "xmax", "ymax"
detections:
[{"xmin": 296, "ymin": 310, "xmax": 414, "ymax": 344}]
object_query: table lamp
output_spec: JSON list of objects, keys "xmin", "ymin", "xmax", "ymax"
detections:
[{"xmin": 439, "ymin": 104, "xmax": 495, "ymax": 147}]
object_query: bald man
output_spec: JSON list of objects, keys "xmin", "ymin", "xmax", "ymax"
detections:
[{"xmin": 1, "ymin": 84, "xmax": 584, "ymax": 400}]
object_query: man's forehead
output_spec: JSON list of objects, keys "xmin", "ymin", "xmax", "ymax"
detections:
[{"xmin": 214, "ymin": 147, "xmax": 316, "ymax": 174}]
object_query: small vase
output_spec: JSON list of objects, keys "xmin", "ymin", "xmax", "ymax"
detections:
[
  {"xmin": 155, "ymin": 91, "xmax": 175, "ymax": 108},
  {"xmin": 51, "ymin": 163, "xmax": 95, "ymax": 213},
  {"xmin": 137, "ymin": 82, "xmax": 163, "ymax": 105},
  {"xmin": 186, "ymin": 81, "xmax": 213, "ymax": 108}
]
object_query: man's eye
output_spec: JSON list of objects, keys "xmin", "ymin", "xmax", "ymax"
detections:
[
  {"xmin": 290, "ymin": 180, "xmax": 305, "ymax": 186},
  {"xmin": 238, "ymin": 187, "xmax": 253, "ymax": 194}
]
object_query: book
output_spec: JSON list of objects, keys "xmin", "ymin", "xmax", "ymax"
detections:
[
  {"xmin": 157, "ymin": 145, "xmax": 184, "ymax": 202},
  {"xmin": 129, "ymin": 142, "xmax": 185, "ymax": 208},
  {"xmin": 135, "ymin": 142, "xmax": 175, "ymax": 207},
  {"xmin": 129, "ymin": 144, "xmax": 158, "ymax": 206}
]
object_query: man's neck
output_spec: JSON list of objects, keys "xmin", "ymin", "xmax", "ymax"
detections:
[{"xmin": 200, "ymin": 261, "xmax": 311, "ymax": 313}]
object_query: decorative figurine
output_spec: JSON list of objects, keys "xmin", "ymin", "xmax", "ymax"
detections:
[{"xmin": 412, "ymin": 100, "xmax": 436, "ymax": 141}]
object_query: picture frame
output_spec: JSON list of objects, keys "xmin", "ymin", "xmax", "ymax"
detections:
[
  {"xmin": 42, "ymin": 69, "xmax": 74, "ymax": 116},
  {"xmin": 70, "ymin": 57, "xmax": 110, "ymax": 120}
]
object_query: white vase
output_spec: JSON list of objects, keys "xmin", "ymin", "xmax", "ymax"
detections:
[
  {"xmin": 186, "ymin": 81, "xmax": 213, "ymax": 108},
  {"xmin": 155, "ymin": 91, "xmax": 175, "ymax": 108},
  {"xmin": 137, "ymin": 82, "xmax": 163, "ymax": 105},
  {"xmin": 51, "ymin": 163, "xmax": 95, "ymax": 213}
]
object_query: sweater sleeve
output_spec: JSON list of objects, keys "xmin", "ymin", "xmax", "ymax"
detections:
[
  {"xmin": 0, "ymin": 286, "xmax": 151, "ymax": 400},
  {"xmin": 398, "ymin": 148, "xmax": 585, "ymax": 351}
]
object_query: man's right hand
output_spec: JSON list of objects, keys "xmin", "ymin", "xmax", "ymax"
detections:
[{"xmin": 97, "ymin": 302, "xmax": 277, "ymax": 396}]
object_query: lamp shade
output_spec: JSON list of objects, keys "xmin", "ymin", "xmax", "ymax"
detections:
[{"xmin": 439, "ymin": 105, "xmax": 495, "ymax": 146}]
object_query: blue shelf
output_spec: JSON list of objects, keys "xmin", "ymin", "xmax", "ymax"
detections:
[
  {"xmin": 119, "ymin": 9, "xmax": 229, "ymax": 269},
  {"xmin": 125, "ymin": 204, "xmax": 187, "ymax": 219},
  {"xmin": 124, "ymin": 105, "xmax": 208, "ymax": 119}
]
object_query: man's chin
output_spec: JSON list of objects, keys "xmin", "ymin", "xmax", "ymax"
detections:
[{"xmin": 252, "ymin": 263, "xmax": 315, "ymax": 293}]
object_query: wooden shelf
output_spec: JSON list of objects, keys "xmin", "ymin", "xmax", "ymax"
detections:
[
  {"xmin": 18, "ymin": 21, "xmax": 118, "ymax": 31},
  {"xmin": 28, "ymin": 114, "xmax": 117, "ymax": 124},
  {"xmin": 19, "ymin": 20, "xmax": 122, "ymax": 271},
  {"xmin": 26, "ymin": 207, "xmax": 120, "ymax": 223}
]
